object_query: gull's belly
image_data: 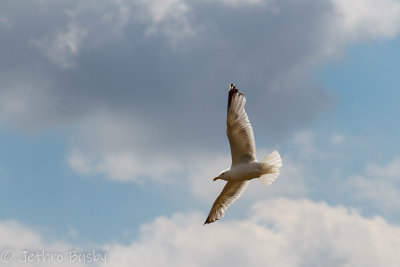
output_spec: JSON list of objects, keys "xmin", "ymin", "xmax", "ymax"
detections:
[{"xmin": 230, "ymin": 162, "xmax": 261, "ymax": 181}]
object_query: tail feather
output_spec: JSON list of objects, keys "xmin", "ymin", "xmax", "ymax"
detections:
[{"xmin": 259, "ymin": 151, "xmax": 282, "ymax": 186}]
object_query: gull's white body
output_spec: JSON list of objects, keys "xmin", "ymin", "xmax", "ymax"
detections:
[
  {"xmin": 223, "ymin": 162, "xmax": 262, "ymax": 181},
  {"xmin": 204, "ymin": 84, "xmax": 282, "ymax": 224}
]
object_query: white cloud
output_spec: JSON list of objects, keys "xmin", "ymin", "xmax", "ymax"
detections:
[
  {"xmin": 348, "ymin": 157, "xmax": 400, "ymax": 211},
  {"xmin": 0, "ymin": 220, "xmax": 93, "ymax": 267},
  {"xmin": 3, "ymin": 195, "xmax": 400, "ymax": 267},
  {"xmin": 332, "ymin": 0, "xmax": 400, "ymax": 40},
  {"xmin": 330, "ymin": 133, "xmax": 345, "ymax": 145},
  {"xmin": 102, "ymin": 198, "xmax": 400, "ymax": 267},
  {"xmin": 67, "ymin": 150, "xmax": 96, "ymax": 176},
  {"xmin": 138, "ymin": 0, "xmax": 195, "ymax": 44},
  {"xmin": 292, "ymin": 130, "xmax": 343, "ymax": 161},
  {"xmin": 310, "ymin": 0, "xmax": 400, "ymax": 58},
  {"xmin": 31, "ymin": 22, "xmax": 87, "ymax": 68},
  {"xmin": 68, "ymin": 150, "xmax": 181, "ymax": 182},
  {"xmin": 366, "ymin": 157, "xmax": 400, "ymax": 177},
  {"xmin": 350, "ymin": 175, "xmax": 400, "ymax": 211},
  {"xmin": 67, "ymin": 110, "xmax": 184, "ymax": 182}
]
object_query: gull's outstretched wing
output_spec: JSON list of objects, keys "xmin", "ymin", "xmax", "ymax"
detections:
[
  {"xmin": 204, "ymin": 181, "xmax": 249, "ymax": 224},
  {"xmin": 204, "ymin": 85, "xmax": 255, "ymax": 224},
  {"xmin": 226, "ymin": 84, "xmax": 256, "ymax": 166}
]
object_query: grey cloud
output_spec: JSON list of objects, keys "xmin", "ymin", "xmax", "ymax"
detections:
[
  {"xmin": 1, "ymin": 1, "xmax": 331, "ymax": 136},
  {"xmin": 1, "ymin": 0, "xmax": 399, "ymax": 181}
]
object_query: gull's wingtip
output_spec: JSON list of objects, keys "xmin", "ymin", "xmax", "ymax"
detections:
[
  {"xmin": 203, "ymin": 216, "xmax": 217, "ymax": 225},
  {"xmin": 227, "ymin": 84, "xmax": 240, "ymax": 111}
]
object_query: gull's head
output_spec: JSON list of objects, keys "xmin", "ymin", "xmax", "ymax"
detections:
[{"xmin": 213, "ymin": 170, "xmax": 229, "ymax": 181}]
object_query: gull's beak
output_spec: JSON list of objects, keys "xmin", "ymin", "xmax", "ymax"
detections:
[{"xmin": 213, "ymin": 177, "xmax": 220, "ymax": 181}]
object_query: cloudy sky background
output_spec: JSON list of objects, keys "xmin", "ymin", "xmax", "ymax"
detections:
[{"xmin": 1, "ymin": 0, "xmax": 400, "ymax": 266}]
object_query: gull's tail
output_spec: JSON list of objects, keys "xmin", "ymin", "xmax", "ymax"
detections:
[{"xmin": 259, "ymin": 151, "xmax": 282, "ymax": 186}]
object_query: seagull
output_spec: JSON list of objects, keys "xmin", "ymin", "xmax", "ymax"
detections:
[{"xmin": 204, "ymin": 84, "xmax": 282, "ymax": 224}]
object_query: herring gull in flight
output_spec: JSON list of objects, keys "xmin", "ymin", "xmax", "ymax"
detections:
[{"xmin": 204, "ymin": 84, "xmax": 282, "ymax": 224}]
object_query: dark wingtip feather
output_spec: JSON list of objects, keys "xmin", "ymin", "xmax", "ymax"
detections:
[
  {"xmin": 203, "ymin": 216, "xmax": 219, "ymax": 225},
  {"xmin": 227, "ymin": 83, "xmax": 240, "ymax": 112},
  {"xmin": 204, "ymin": 215, "xmax": 213, "ymax": 224}
]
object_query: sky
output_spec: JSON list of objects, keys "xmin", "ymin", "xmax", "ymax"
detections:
[{"xmin": 1, "ymin": 0, "xmax": 400, "ymax": 266}]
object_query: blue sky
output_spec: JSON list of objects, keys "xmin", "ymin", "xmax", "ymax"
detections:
[{"xmin": 1, "ymin": 0, "xmax": 400, "ymax": 266}]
